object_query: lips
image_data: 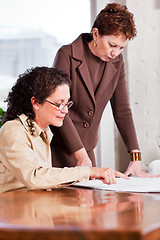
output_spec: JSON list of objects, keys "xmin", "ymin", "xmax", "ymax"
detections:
[
  {"xmin": 57, "ymin": 116, "xmax": 65, "ymax": 121},
  {"xmin": 107, "ymin": 56, "xmax": 112, "ymax": 60},
  {"xmin": 103, "ymin": 55, "xmax": 112, "ymax": 61}
]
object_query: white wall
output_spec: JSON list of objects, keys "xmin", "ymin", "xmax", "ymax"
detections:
[{"xmin": 126, "ymin": 0, "xmax": 160, "ymax": 170}]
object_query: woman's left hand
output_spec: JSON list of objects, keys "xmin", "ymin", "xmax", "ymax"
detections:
[{"xmin": 124, "ymin": 161, "xmax": 158, "ymax": 177}]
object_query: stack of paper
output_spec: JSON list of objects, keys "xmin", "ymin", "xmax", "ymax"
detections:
[{"xmin": 74, "ymin": 177, "xmax": 160, "ymax": 193}]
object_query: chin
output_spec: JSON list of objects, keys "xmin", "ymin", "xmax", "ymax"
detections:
[{"xmin": 54, "ymin": 121, "xmax": 63, "ymax": 127}]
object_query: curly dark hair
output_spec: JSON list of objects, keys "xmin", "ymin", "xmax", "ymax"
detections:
[
  {"xmin": 92, "ymin": 3, "xmax": 137, "ymax": 40},
  {"xmin": 3, "ymin": 67, "xmax": 71, "ymax": 124}
]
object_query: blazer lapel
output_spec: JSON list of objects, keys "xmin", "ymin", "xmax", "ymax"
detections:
[
  {"xmin": 72, "ymin": 34, "xmax": 95, "ymax": 104},
  {"xmin": 72, "ymin": 34, "xmax": 120, "ymax": 104},
  {"xmin": 78, "ymin": 61, "xmax": 95, "ymax": 104}
]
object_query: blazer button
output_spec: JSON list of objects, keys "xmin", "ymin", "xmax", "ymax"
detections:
[
  {"xmin": 83, "ymin": 122, "xmax": 89, "ymax": 128},
  {"xmin": 88, "ymin": 110, "xmax": 93, "ymax": 116}
]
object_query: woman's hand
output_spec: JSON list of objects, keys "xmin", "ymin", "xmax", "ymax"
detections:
[
  {"xmin": 90, "ymin": 167, "xmax": 129, "ymax": 185},
  {"xmin": 74, "ymin": 148, "xmax": 92, "ymax": 167},
  {"xmin": 124, "ymin": 161, "xmax": 157, "ymax": 177}
]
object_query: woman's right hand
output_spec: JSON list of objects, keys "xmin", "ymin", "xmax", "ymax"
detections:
[{"xmin": 90, "ymin": 167, "xmax": 129, "ymax": 185}]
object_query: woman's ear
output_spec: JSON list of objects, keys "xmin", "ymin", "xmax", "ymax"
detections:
[
  {"xmin": 92, "ymin": 28, "xmax": 99, "ymax": 41},
  {"xmin": 31, "ymin": 96, "xmax": 39, "ymax": 111}
]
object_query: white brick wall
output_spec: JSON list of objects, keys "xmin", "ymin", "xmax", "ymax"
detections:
[{"xmin": 126, "ymin": 0, "xmax": 160, "ymax": 170}]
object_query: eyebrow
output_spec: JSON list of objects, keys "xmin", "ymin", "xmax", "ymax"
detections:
[
  {"xmin": 53, "ymin": 98, "xmax": 70, "ymax": 103},
  {"xmin": 110, "ymin": 42, "xmax": 126, "ymax": 48}
]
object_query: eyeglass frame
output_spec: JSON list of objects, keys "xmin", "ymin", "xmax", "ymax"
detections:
[{"xmin": 45, "ymin": 99, "xmax": 73, "ymax": 111}]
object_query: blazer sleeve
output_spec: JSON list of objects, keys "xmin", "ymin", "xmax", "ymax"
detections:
[
  {"xmin": 52, "ymin": 46, "xmax": 84, "ymax": 153},
  {"xmin": 110, "ymin": 56, "xmax": 139, "ymax": 152}
]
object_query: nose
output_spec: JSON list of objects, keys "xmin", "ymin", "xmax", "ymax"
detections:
[
  {"xmin": 61, "ymin": 105, "xmax": 68, "ymax": 114},
  {"xmin": 111, "ymin": 48, "xmax": 121, "ymax": 58}
]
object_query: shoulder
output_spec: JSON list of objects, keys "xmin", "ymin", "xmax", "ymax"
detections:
[
  {"xmin": 54, "ymin": 33, "xmax": 89, "ymax": 68},
  {"xmin": 1, "ymin": 118, "xmax": 22, "ymax": 133},
  {"xmin": 56, "ymin": 43, "xmax": 72, "ymax": 57},
  {"xmin": 0, "ymin": 119, "xmax": 28, "ymax": 144},
  {"xmin": 57, "ymin": 33, "xmax": 87, "ymax": 55}
]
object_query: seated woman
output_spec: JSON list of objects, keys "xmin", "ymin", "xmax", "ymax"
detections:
[{"xmin": 0, "ymin": 67, "xmax": 127, "ymax": 193}]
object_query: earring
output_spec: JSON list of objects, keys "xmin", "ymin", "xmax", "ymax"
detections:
[{"xmin": 93, "ymin": 41, "xmax": 97, "ymax": 47}]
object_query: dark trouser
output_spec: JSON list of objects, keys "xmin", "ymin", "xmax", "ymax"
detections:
[{"xmin": 51, "ymin": 145, "xmax": 96, "ymax": 167}]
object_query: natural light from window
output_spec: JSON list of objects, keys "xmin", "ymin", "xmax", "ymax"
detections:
[{"xmin": 0, "ymin": 0, "xmax": 90, "ymax": 111}]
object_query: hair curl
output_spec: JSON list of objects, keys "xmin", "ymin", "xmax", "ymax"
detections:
[
  {"xmin": 3, "ymin": 67, "xmax": 71, "ymax": 126},
  {"xmin": 92, "ymin": 3, "xmax": 137, "ymax": 40}
]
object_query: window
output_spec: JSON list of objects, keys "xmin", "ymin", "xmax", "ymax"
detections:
[{"xmin": 0, "ymin": 0, "xmax": 90, "ymax": 110}]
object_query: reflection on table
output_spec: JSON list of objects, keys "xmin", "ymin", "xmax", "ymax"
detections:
[{"xmin": 0, "ymin": 187, "xmax": 160, "ymax": 240}]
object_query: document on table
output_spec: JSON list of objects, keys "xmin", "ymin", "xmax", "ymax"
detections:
[{"xmin": 74, "ymin": 177, "xmax": 160, "ymax": 193}]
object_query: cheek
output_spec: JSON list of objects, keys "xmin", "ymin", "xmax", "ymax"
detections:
[
  {"xmin": 49, "ymin": 109, "xmax": 58, "ymax": 118},
  {"xmin": 101, "ymin": 43, "xmax": 110, "ymax": 53},
  {"xmin": 45, "ymin": 106, "xmax": 57, "ymax": 118},
  {"xmin": 105, "ymin": 44, "xmax": 111, "ymax": 52}
]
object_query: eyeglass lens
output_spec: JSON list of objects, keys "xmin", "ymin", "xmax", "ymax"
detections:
[{"xmin": 59, "ymin": 101, "xmax": 73, "ymax": 110}]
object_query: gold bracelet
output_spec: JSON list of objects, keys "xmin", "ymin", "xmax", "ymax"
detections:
[{"xmin": 130, "ymin": 152, "xmax": 141, "ymax": 161}]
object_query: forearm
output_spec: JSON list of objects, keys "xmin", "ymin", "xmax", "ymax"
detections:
[{"xmin": 73, "ymin": 148, "xmax": 92, "ymax": 167}]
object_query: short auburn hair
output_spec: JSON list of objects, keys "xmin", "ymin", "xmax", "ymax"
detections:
[{"xmin": 92, "ymin": 3, "xmax": 137, "ymax": 40}]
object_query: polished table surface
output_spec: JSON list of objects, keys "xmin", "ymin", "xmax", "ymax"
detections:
[{"xmin": 0, "ymin": 187, "xmax": 160, "ymax": 240}]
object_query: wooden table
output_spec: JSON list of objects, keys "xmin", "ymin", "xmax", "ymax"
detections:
[{"xmin": 0, "ymin": 187, "xmax": 160, "ymax": 240}]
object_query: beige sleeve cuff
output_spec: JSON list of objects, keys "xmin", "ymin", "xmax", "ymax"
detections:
[{"xmin": 76, "ymin": 166, "xmax": 90, "ymax": 184}]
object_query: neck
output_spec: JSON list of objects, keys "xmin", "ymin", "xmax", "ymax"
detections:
[
  {"xmin": 35, "ymin": 118, "xmax": 47, "ymax": 132},
  {"xmin": 88, "ymin": 40, "xmax": 97, "ymax": 57}
]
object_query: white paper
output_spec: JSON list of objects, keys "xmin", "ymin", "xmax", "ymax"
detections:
[{"xmin": 74, "ymin": 177, "xmax": 160, "ymax": 193}]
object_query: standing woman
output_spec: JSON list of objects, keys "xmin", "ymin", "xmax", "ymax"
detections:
[{"xmin": 51, "ymin": 3, "xmax": 150, "ymax": 176}]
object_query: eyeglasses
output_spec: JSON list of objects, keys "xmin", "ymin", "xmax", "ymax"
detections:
[{"xmin": 45, "ymin": 99, "xmax": 73, "ymax": 111}]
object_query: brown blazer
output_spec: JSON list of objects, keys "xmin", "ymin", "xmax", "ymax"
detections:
[{"xmin": 50, "ymin": 34, "xmax": 139, "ymax": 167}]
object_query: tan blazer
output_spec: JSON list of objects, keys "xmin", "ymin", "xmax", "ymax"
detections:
[{"xmin": 51, "ymin": 34, "xmax": 139, "ymax": 167}]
